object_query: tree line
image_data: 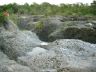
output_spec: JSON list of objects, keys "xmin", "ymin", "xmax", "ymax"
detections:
[{"xmin": 0, "ymin": 0, "xmax": 96, "ymax": 16}]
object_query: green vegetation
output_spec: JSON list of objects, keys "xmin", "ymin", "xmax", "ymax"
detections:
[
  {"xmin": 90, "ymin": 0, "xmax": 96, "ymax": 15},
  {"xmin": 0, "ymin": 1, "xmax": 96, "ymax": 16},
  {"xmin": 0, "ymin": 13, "xmax": 4, "ymax": 24},
  {"xmin": 0, "ymin": 13, "xmax": 7, "ymax": 26},
  {"xmin": 35, "ymin": 21, "xmax": 44, "ymax": 32},
  {"xmin": 9, "ymin": 14, "xmax": 19, "ymax": 24}
]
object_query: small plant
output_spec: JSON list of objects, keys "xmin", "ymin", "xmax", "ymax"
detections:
[
  {"xmin": 0, "ymin": 12, "xmax": 8, "ymax": 26},
  {"xmin": 9, "ymin": 14, "xmax": 18, "ymax": 24},
  {"xmin": 35, "ymin": 21, "xmax": 44, "ymax": 31},
  {"xmin": 0, "ymin": 13, "xmax": 5, "ymax": 25}
]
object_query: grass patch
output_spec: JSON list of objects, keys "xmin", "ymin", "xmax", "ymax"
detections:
[
  {"xmin": 35, "ymin": 21, "xmax": 44, "ymax": 32},
  {"xmin": 9, "ymin": 14, "xmax": 19, "ymax": 25}
]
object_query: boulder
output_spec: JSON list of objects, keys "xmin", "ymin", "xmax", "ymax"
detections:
[
  {"xmin": 0, "ymin": 29, "xmax": 42, "ymax": 59},
  {"xmin": 17, "ymin": 39, "xmax": 96, "ymax": 72},
  {"xmin": 35, "ymin": 16, "xmax": 63, "ymax": 42},
  {"xmin": 0, "ymin": 61, "xmax": 33, "ymax": 72},
  {"xmin": 0, "ymin": 51, "xmax": 32, "ymax": 72},
  {"xmin": 3, "ymin": 19, "xmax": 18, "ymax": 31},
  {"xmin": 8, "ymin": 15, "xmax": 96, "ymax": 43},
  {"xmin": 31, "ymin": 17, "xmax": 96, "ymax": 43},
  {"xmin": 49, "ymin": 21, "xmax": 96, "ymax": 43},
  {"xmin": 18, "ymin": 47, "xmax": 57, "ymax": 72},
  {"xmin": 17, "ymin": 15, "xmax": 63, "ymax": 41},
  {"xmin": 47, "ymin": 39, "xmax": 96, "ymax": 72},
  {"xmin": 18, "ymin": 15, "xmax": 44, "ymax": 30}
]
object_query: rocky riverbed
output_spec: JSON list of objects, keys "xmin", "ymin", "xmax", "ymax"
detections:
[
  {"xmin": 0, "ymin": 16, "xmax": 96, "ymax": 72},
  {"xmin": 18, "ymin": 15, "xmax": 96, "ymax": 43}
]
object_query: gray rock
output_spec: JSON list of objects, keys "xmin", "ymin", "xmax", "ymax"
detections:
[
  {"xmin": 3, "ymin": 19, "xmax": 19, "ymax": 31},
  {"xmin": 18, "ymin": 48, "xmax": 57, "ymax": 72},
  {"xmin": 48, "ymin": 39, "xmax": 96, "ymax": 72},
  {"xmin": 35, "ymin": 16, "xmax": 63, "ymax": 42},
  {"xmin": 31, "ymin": 17, "xmax": 96, "ymax": 43},
  {"xmin": 0, "ymin": 30, "xmax": 42, "ymax": 59},
  {"xmin": 0, "ymin": 50, "xmax": 9, "ymax": 63},
  {"xmin": 17, "ymin": 39, "xmax": 96, "ymax": 72},
  {"xmin": 9, "ymin": 15, "xmax": 96, "ymax": 43},
  {"xmin": 0, "ymin": 61, "xmax": 33, "ymax": 72},
  {"xmin": 91, "ymin": 21, "xmax": 96, "ymax": 29},
  {"xmin": 0, "ymin": 51, "xmax": 32, "ymax": 72},
  {"xmin": 49, "ymin": 21, "xmax": 96, "ymax": 43},
  {"xmin": 18, "ymin": 15, "xmax": 44, "ymax": 30},
  {"xmin": 17, "ymin": 16, "xmax": 63, "ymax": 42}
]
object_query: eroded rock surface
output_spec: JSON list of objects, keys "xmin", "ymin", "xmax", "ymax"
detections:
[
  {"xmin": 17, "ymin": 39, "xmax": 96, "ymax": 72},
  {"xmin": 17, "ymin": 16, "xmax": 96, "ymax": 43},
  {"xmin": 0, "ymin": 29, "xmax": 42, "ymax": 59},
  {"xmin": 0, "ymin": 17, "xmax": 96, "ymax": 72},
  {"xmin": 0, "ymin": 50, "xmax": 32, "ymax": 72},
  {"xmin": 49, "ymin": 21, "xmax": 96, "ymax": 43}
]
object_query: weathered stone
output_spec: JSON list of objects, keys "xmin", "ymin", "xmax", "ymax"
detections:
[
  {"xmin": 0, "ymin": 30, "xmax": 42, "ymax": 59},
  {"xmin": 18, "ymin": 39, "xmax": 96, "ymax": 72},
  {"xmin": 49, "ymin": 21, "xmax": 96, "ymax": 43},
  {"xmin": 0, "ymin": 51, "xmax": 32, "ymax": 72}
]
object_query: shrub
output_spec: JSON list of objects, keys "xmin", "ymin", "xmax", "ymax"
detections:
[
  {"xmin": 35, "ymin": 21, "xmax": 44, "ymax": 32},
  {"xmin": 9, "ymin": 14, "xmax": 19, "ymax": 24},
  {"xmin": 0, "ymin": 13, "xmax": 7, "ymax": 26}
]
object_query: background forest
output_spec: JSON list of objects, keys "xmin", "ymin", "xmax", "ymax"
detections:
[{"xmin": 0, "ymin": 0, "xmax": 96, "ymax": 16}]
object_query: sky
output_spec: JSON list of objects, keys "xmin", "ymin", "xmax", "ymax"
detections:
[{"xmin": 0, "ymin": 0, "xmax": 93, "ymax": 5}]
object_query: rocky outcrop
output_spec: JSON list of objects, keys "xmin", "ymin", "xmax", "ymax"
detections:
[
  {"xmin": 0, "ymin": 50, "xmax": 32, "ymax": 72},
  {"xmin": 30, "ymin": 16, "xmax": 96, "ymax": 43},
  {"xmin": 35, "ymin": 17, "xmax": 63, "ymax": 42},
  {"xmin": 18, "ymin": 15, "xmax": 44, "ymax": 30},
  {"xmin": 0, "ymin": 16, "xmax": 96, "ymax": 72},
  {"xmin": 60, "ymin": 16, "xmax": 96, "ymax": 22},
  {"xmin": 3, "ymin": 19, "xmax": 18, "ymax": 31},
  {"xmin": 16, "ymin": 15, "xmax": 96, "ymax": 43},
  {"xmin": 17, "ymin": 39, "xmax": 96, "ymax": 72},
  {"xmin": 49, "ymin": 21, "xmax": 96, "ymax": 43},
  {"xmin": 0, "ymin": 29, "xmax": 42, "ymax": 59},
  {"xmin": 17, "ymin": 16, "xmax": 62, "ymax": 41}
]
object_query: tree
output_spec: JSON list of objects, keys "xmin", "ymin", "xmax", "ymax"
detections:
[
  {"xmin": 12, "ymin": 3, "xmax": 19, "ymax": 14},
  {"xmin": 90, "ymin": 0, "xmax": 96, "ymax": 15}
]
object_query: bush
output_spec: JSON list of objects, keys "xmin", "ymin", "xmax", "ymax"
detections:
[
  {"xmin": 90, "ymin": 0, "xmax": 96, "ymax": 15},
  {"xmin": 35, "ymin": 21, "xmax": 44, "ymax": 32},
  {"xmin": 0, "ymin": 13, "xmax": 6, "ymax": 26},
  {"xmin": 9, "ymin": 14, "xmax": 18, "ymax": 24}
]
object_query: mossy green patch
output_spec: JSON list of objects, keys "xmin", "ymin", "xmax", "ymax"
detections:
[
  {"xmin": 35, "ymin": 21, "xmax": 44, "ymax": 32},
  {"xmin": 9, "ymin": 14, "xmax": 19, "ymax": 24}
]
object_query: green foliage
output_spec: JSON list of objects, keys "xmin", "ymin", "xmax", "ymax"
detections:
[
  {"xmin": 9, "ymin": 14, "xmax": 18, "ymax": 24},
  {"xmin": 0, "ymin": 13, "xmax": 4, "ymax": 23},
  {"xmin": 0, "ymin": 1, "xmax": 96, "ymax": 17},
  {"xmin": 0, "ymin": 13, "xmax": 7, "ymax": 26},
  {"xmin": 90, "ymin": 0, "xmax": 96, "ymax": 15},
  {"xmin": 35, "ymin": 21, "xmax": 44, "ymax": 31}
]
